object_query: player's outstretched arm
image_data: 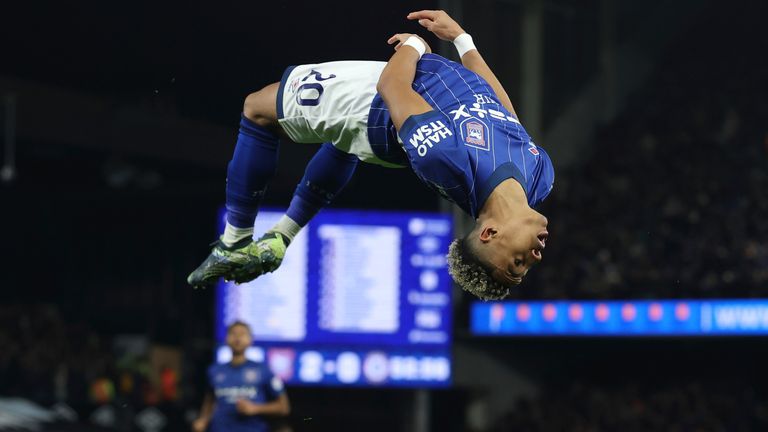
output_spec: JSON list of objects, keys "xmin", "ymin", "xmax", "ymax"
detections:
[
  {"xmin": 407, "ymin": 10, "xmax": 518, "ymax": 117},
  {"xmin": 377, "ymin": 33, "xmax": 434, "ymax": 131}
]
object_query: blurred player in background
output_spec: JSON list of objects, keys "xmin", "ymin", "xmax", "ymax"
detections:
[
  {"xmin": 192, "ymin": 321, "xmax": 290, "ymax": 432},
  {"xmin": 188, "ymin": 10, "xmax": 554, "ymax": 300}
]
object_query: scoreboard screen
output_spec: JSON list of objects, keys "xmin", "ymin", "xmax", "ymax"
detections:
[{"xmin": 214, "ymin": 209, "xmax": 453, "ymax": 387}]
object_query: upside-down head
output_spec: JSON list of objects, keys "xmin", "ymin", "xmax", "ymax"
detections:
[{"xmin": 447, "ymin": 212, "xmax": 548, "ymax": 300}]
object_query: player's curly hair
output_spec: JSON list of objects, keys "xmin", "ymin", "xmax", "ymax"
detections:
[{"xmin": 446, "ymin": 237, "xmax": 511, "ymax": 301}]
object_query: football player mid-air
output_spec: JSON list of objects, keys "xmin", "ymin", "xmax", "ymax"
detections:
[{"xmin": 188, "ymin": 10, "xmax": 554, "ymax": 300}]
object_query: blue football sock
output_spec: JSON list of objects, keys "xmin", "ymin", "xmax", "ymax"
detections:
[
  {"xmin": 286, "ymin": 143, "xmax": 358, "ymax": 227},
  {"xmin": 225, "ymin": 115, "xmax": 280, "ymax": 228}
]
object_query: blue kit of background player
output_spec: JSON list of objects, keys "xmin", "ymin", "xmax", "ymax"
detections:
[{"xmin": 193, "ymin": 321, "xmax": 290, "ymax": 432}]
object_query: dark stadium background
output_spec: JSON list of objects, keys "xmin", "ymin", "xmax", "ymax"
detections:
[{"xmin": 1, "ymin": 0, "xmax": 767, "ymax": 431}]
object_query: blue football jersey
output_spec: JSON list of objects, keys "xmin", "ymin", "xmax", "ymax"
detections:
[
  {"xmin": 368, "ymin": 53, "xmax": 555, "ymax": 218},
  {"xmin": 207, "ymin": 360, "xmax": 284, "ymax": 432}
]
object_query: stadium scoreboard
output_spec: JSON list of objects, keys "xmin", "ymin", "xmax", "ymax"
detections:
[{"xmin": 215, "ymin": 209, "xmax": 453, "ymax": 387}]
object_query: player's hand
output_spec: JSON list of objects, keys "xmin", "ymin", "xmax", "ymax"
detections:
[
  {"xmin": 235, "ymin": 399, "xmax": 261, "ymax": 416},
  {"xmin": 191, "ymin": 418, "xmax": 208, "ymax": 432},
  {"xmin": 407, "ymin": 10, "xmax": 466, "ymax": 41},
  {"xmin": 387, "ymin": 33, "xmax": 432, "ymax": 54}
]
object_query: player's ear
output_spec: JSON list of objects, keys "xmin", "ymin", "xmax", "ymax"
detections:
[{"xmin": 478, "ymin": 225, "xmax": 497, "ymax": 243}]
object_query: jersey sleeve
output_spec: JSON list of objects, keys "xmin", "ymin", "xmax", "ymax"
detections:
[
  {"xmin": 397, "ymin": 110, "xmax": 476, "ymax": 215},
  {"xmin": 398, "ymin": 110, "xmax": 456, "ymax": 159},
  {"xmin": 263, "ymin": 367, "xmax": 285, "ymax": 400}
]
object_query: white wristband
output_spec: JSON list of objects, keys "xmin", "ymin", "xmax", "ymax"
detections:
[
  {"xmin": 453, "ymin": 33, "xmax": 477, "ymax": 58},
  {"xmin": 402, "ymin": 36, "xmax": 426, "ymax": 59}
]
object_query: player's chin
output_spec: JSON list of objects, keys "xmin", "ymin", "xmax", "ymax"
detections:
[{"xmin": 490, "ymin": 270, "xmax": 522, "ymax": 287}]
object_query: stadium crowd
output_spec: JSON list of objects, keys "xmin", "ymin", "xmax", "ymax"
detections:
[
  {"xmin": 0, "ymin": 304, "xmax": 99, "ymax": 406},
  {"xmin": 0, "ymin": 304, "xmax": 187, "ymax": 430}
]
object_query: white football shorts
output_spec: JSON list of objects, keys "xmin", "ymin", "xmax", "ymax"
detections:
[{"xmin": 276, "ymin": 60, "xmax": 403, "ymax": 168}]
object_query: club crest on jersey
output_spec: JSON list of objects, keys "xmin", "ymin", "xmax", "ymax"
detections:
[
  {"xmin": 409, "ymin": 120, "xmax": 453, "ymax": 157},
  {"xmin": 460, "ymin": 118, "xmax": 490, "ymax": 151},
  {"xmin": 243, "ymin": 368, "xmax": 259, "ymax": 383},
  {"xmin": 528, "ymin": 142, "xmax": 540, "ymax": 156},
  {"xmin": 465, "ymin": 121, "xmax": 486, "ymax": 147}
]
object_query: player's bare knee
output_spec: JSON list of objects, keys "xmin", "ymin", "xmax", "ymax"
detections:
[
  {"xmin": 242, "ymin": 92, "xmax": 272, "ymax": 127},
  {"xmin": 243, "ymin": 84, "xmax": 279, "ymax": 128}
]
